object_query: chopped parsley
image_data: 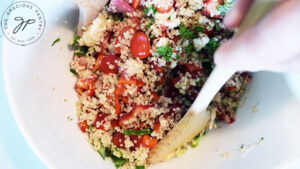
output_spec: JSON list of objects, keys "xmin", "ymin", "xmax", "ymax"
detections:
[
  {"xmin": 149, "ymin": 34, "xmax": 154, "ymax": 39},
  {"xmin": 194, "ymin": 25, "xmax": 205, "ymax": 33},
  {"xmin": 196, "ymin": 78, "xmax": 202, "ymax": 87},
  {"xmin": 240, "ymin": 144, "xmax": 244, "ymax": 149},
  {"xmin": 157, "ymin": 45, "xmax": 176, "ymax": 61},
  {"xmin": 97, "ymin": 145, "xmax": 107, "ymax": 159},
  {"xmin": 112, "ymin": 13, "xmax": 124, "ymax": 21},
  {"xmin": 199, "ymin": 58, "xmax": 211, "ymax": 63},
  {"xmin": 217, "ymin": 0, "xmax": 235, "ymax": 15},
  {"xmin": 205, "ymin": 38, "xmax": 220, "ymax": 57},
  {"xmin": 144, "ymin": 5, "xmax": 157, "ymax": 15},
  {"xmin": 215, "ymin": 22, "xmax": 221, "ymax": 31},
  {"xmin": 88, "ymin": 125, "xmax": 94, "ymax": 130},
  {"xmin": 124, "ymin": 128, "xmax": 152, "ymax": 136},
  {"xmin": 98, "ymin": 147, "xmax": 127, "ymax": 168},
  {"xmin": 185, "ymin": 42, "xmax": 196, "ymax": 53},
  {"xmin": 260, "ymin": 137, "xmax": 264, "ymax": 141},
  {"xmin": 70, "ymin": 68, "xmax": 78, "ymax": 76},
  {"xmin": 71, "ymin": 34, "xmax": 80, "ymax": 47},
  {"xmin": 136, "ymin": 166, "xmax": 145, "ymax": 169},
  {"xmin": 179, "ymin": 24, "xmax": 195, "ymax": 39},
  {"xmin": 51, "ymin": 38, "xmax": 60, "ymax": 46},
  {"xmin": 146, "ymin": 22, "xmax": 153, "ymax": 29},
  {"xmin": 75, "ymin": 46, "xmax": 89, "ymax": 56}
]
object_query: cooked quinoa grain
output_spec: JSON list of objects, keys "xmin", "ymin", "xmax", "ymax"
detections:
[{"xmin": 71, "ymin": 0, "xmax": 251, "ymax": 168}]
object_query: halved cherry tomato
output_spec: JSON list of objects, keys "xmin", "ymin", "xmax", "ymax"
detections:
[
  {"xmin": 112, "ymin": 132, "xmax": 126, "ymax": 149},
  {"xmin": 116, "ymin": 26, "xmax": 134, "ymax": 54},
  {"xmin": 141, "ymin": 135, "xmax": 158, "ymax": 148},
  {"xmin": 156, "ymin": 0, "xmax": 174, "ymax": 13},
  {"xmin": 93, "ymin": 53, "xmax": 104, "ymax": 72},
  {"xmin": 131, "ymin": 0, "xmax": 141, "ymax": 9},
  {"xmin": 93, "ymin": 113, "xmax": 107, "ymax": 130},
  {"xmin": 101, "ymin": 54, "xmax": 119, "ymax": 74},
  {"xmin": 130, "ymin": 32, "xmax": 151, "ymax": 59},
  {"xmin": 119, "ymin": 105, "xmax": 154, "ymax": 126},
  {"xmin": 202, "ymin": 0, "xmax": 224, "ymax": 19},
  {"xmin": 78, "ymin": 120, "xmax": 88, "ymax": 133},
  {"xmin": 130, "ymin": 135, "xmax": 142, "ymax": 150}
]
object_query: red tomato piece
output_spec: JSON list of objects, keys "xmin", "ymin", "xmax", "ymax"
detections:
[
  {"xmin": 75, "ymin": 75, "xmax": 97, "ymax": 96},
  {"xmin": 130, "ymin": 32, "xmax": 151, "ymax": 59},
  {"xmin": 130, "ymin": 135, "xmax": 142, "ymax": 150},
  {"xmin": 202, "ymin": 0, "xmax": 224, "ymax": 19},
  {"xmin": 111, "ymin": 119, "xmax": 119, "ymax": 128},
  {"xmin": 170, "ymin": 77, "xmax": 181, "ymax": 87},
  {"xmin": 153, "ymin": 64, "xmax": 164, "ymax": 73},
  {"xmin": 101, "ymin": 54, "xmax": 119, "ymax": 74},
  {"xmin": 93, "ymin": 113, "xmax": 107, "ymax": 130},
  {"xmin": 153, "ymin": 120, "xmax": 161, "ymax": 132},
  {"xmin": 115, "ymin": 96, "xmax": 121, "ymax": 115},
  {"xmin": 141, "ymin": 135, "xmax": 158, "ymax": 148},
  {"xmin": 121, "ymin": 97, "xmax": 129, "ymax": 104},
  {"xmin": 156, "ymin": 0, "xmax": 174, "ymax": 13},
  {"xmin": 78, "ymin": 120, "xmax": 88, "ymax": 133},
  {"xmin": 151, "ymin": 92, "xmax": 160, "ymax": 101},
  {"xmin": 118, "ymin": 77, "xmax": 137, "ymax": 86},
  {"xmin": 116, "ymin": 26, "xmax": 134, "ymax": 54},
  {"xmin": 131, "ymin": 0, "xmax": 141, "ymax": 9},
  {"xmin": 119, "ymin": 105, "xmax": 154, "ymax": 126},
  {"xmin": 93, "ymin": 54, "xmax": 104, "ymax": 72},
  {"xmin": 185, "ymin": 63, "xmax": 203, "ymax": 73},
  {"xmin": 112, "ymin": 132, "xmax": 126, "ymax": 149}
]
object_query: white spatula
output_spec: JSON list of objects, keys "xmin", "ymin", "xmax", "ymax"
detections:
[{"xmin": 147, "ymin": 0, "xmax": 279, "ymax": 164}]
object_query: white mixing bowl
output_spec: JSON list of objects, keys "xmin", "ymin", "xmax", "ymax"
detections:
[{"xmin": 2, "ymin": 0, "xmax": 300, "ymax": 169}]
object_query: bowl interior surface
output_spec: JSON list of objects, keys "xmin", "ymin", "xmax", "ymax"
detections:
[{"xmin": 2, "ymin": 1, "xmax": 300, "ymax": 169}]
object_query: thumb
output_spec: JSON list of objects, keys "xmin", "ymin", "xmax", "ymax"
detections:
[{"xmin": 223, "ymin": 0, "xmax": 255, "ymax": 28}]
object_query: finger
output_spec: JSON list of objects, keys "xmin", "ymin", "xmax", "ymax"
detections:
[
  {"xmin": 263, "ymin": 54, "xmax": 300, "ymax": 73},
  {"xmin": 215, "ymin": 0, "xmax": 300, "ymax": 72},
  {"xmin": 223, "ymin": 0, "xmax": 255, "ymax": 28}
]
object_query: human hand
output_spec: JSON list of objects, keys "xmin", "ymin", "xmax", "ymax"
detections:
[{"xmin": 214, "ymin": 0, "xmax": 300, "ymax": 72}]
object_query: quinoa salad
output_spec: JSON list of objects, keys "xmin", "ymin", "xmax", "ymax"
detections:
[{"xmin": 69, "ymin": 0, "xmax": 252, "ymax": 168}]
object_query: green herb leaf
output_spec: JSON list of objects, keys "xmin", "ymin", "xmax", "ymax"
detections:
[
  {"xmin": 146, "ymin": 22, "xmax": 153, "ymax": 29},
  {"xmin": 179, "ymin": 24, "xmax": 195, "ymax": 39},
  {"xmin": 185, "ymin": 42, "xmax": 196, "ymax": 53},
  {"xmin": 75, "ymin": 46, "xmax": 89, "ymax": 56},
  {"xmin": 89, "ymin": 125, "xmax": 94, "ymax": 130},
  {"xmin": 149, "ymin": 34, "xmax": 154, "ymax": 39},
  {"xmin": 136, "ymin": 166, "xmax": 145, "ymax": 169},
  {"xmin": 194, "ymin": 25, "xmax": 204, "ymax": 33},
  {"xmin": 51, "ymin": 38, "xmax": 60, "ymax": 46},
  {"xmin": 157, "ymin": 45, "xmax": 175, "ymax": 61},
  {"xmin": 98, "ymin": 145, "xmax": 107, "ymax": 159},
  {"xmin": 124, "ymin": 128, "xmax": 152, "ymax": 136},
  {"xmin": 215, "ymin": 22, "xmax": 220, "ymax": 31},
  {"xmin": 205, "ymin": 38, "xmax": 220, "ymax": 57},
  {"xmin": 70, "ymin": 68, "xmax": 78, "ymax": 76},
  {"xmin": 71, "ymin": 34, "xmax": 80, "ymax": 47},
  {"xmin": 144, "ymin": 5, "xmax": 157, "ymax": 15},
  {"xmin": 217, "ymin": 0, "xmax": 235, "ymax": 15},
  {"xmin": 111, "ymin": 156, "xmax": 127, "ymax": 168}
]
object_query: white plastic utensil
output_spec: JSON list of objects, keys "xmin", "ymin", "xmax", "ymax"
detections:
[
  {"xmin": 75, "ymin": 0, "xmax": 108, "ymax": 36},
  {"xmin": 147, "ymin": 0, "xmax": 279, "ymax": 164}
]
